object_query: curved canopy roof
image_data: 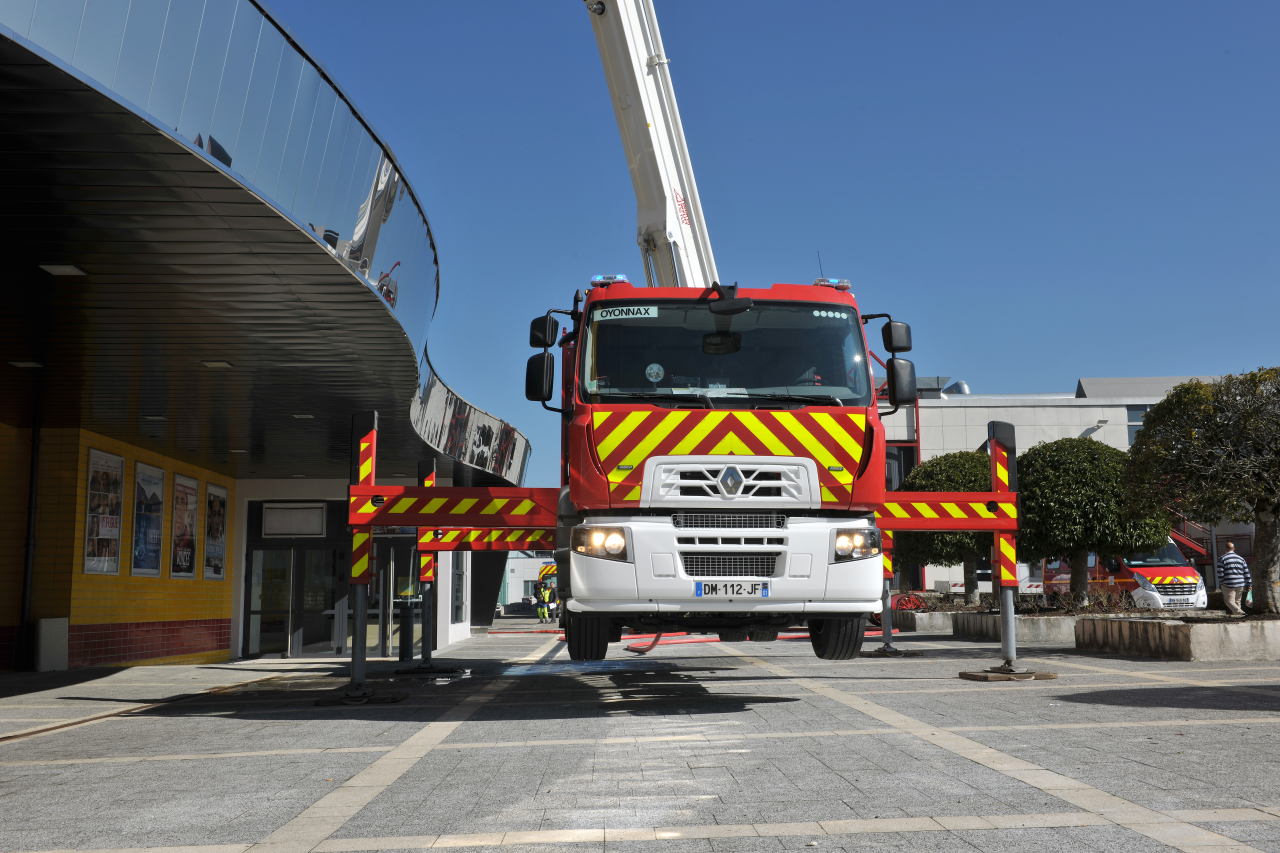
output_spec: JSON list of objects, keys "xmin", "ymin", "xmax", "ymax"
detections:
[{"xmin": 0, "ymin": 1, "xmax": 529, "ymax": 485}]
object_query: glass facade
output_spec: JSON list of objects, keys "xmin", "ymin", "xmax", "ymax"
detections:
[{"xmin": 0, "ymin": 0, "xmax": 437, "ymax": 372}]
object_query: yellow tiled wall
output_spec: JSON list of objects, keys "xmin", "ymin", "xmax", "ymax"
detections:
[
  {"xmin": 1, "ymin": 426, "xmax": 235, "ymax": 662},
  {"xmin": 67, "ymin": 430, "xmax": 236, "ymax": 628}
]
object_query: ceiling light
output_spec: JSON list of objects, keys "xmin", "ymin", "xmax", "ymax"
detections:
[
  {"xmin": 40, "ymin": 264, "xmax": 85, "ymax": 276},
  {"xmin": 393, "ymin": 473, "xmax": 407, "ymax": 477},
  {"xmin": 292, "ymin": 474, "xmax": 306, "ymax": 478},
  {"xmin": 8, "ymin": 361, "xmax": 42, "ymax": 368},
  {"xmin": 293, "ymin": 414, "xmax": 314, "ymax": 419},
  {"xmin": 144, "ymin": 416, "xmax": 167, "ymax": 421},
  {"xmin": 201, "ymin": 360, "xmax": 233, "ymax": 368},
  {"xmin": 230, "ymin": 449, "xmax": 248, "ymax": 454}
]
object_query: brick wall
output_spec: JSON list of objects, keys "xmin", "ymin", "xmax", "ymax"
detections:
[{"xmin": 69, "ymin": 618, "xmax": 231, "ymax": 667}]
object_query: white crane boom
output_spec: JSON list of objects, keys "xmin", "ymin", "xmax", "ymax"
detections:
[{"xmin": 583, "ymin": 0, "xmax": 719, "ymax": 290}]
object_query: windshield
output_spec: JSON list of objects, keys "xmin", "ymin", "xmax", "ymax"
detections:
[
  {"xmin": 579, "ymin": 299, "xmax": 873, "ymax": 406},
  {"xmin": 1125, "ymin": 543, "xmax": 1192, "ymax": 569}
]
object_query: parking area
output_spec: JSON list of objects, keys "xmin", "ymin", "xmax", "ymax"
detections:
[{"xmin": 2, "ymin": 633, "xmax": 1279, "ymax": 853}]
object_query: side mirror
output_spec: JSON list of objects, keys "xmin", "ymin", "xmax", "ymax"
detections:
[
  {"xmin": 885, "ymin": 358, "xmax": 917, "ymax": 408},
  {"xmin": 529, "ymin": 316, "xmax": 560, "ymax": 348},
  {"xmin": 882, "ymin": 321, "xmax": 912, "ymax": 354},
  {"xmin": 525, "ymin": 352, "xmax": 555, "ymax": 402}
]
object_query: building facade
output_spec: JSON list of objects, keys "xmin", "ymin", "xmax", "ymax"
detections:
[{"xmin": 1, "ymin": 0, "xmax": 527, "ymax": 668}]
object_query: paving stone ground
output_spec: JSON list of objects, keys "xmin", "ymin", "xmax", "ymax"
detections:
[{"xmin": 1, "ymin": 624, "xmax": 1279, "ymax": 853}]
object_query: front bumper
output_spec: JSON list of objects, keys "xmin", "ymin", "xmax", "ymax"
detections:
[
  {"xmin": 1132, "ymin": 587, "xmax": 1208, "ymax": 610},
  {"xmin": 565, "ymin": 516, "xmax": 883, "ymax": 614}
]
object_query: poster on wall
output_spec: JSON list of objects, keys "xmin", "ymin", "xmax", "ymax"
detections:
[
  {"xmin": 170, "ymin": 475, "xmax": 198, "ymax": 578},
  {"xmin": 131, "ymin": 463, "xmax": 164, "ymax": 576},
  {"xmin": 84, "ymin": 449, "xmax": 124, "ymax": 575},
  {"xmin": 204, "ymin": 483, "xmax": 228, "ymax": 580}
]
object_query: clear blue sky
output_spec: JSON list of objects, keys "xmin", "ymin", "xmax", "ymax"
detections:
[{"xmin": 267, "ymin": 0, "xmax": 1279, "ymax": 487}]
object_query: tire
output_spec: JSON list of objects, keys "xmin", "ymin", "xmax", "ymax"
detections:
[
  {"xmin": 747, "ymin": 627, "xmax": 778, "ymax": 642},
  {"xmin": 566, "ymin": 611, "xmax": 609, "ymax": 660},
  {"xmin": 609, "ymin": 623, "xmax": 623, "ymax": 643},
  {"xmin": 809, "ymin": 616, "xmax": 867, "ymax": 660},
  {"xmin": 717, "ymin": 629, "xmax": 749, "ymax": 642}
]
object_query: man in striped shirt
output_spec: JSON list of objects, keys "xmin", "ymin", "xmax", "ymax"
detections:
[{"xmin": 1216, "ymin": 542, "xmax": 1250, "ymax": 616}]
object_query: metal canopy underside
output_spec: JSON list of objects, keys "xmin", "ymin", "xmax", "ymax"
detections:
[{"xmin": 0, "ymin": 35, "xmax": 503, "ymax": 486}]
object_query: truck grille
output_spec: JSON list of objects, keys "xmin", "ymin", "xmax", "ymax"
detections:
[
  {"xmin": 1155, "ymin": 583, "xmax": 1198, "ymax": 596},
  {"xmin": 671, "ymin": 513, "xmax": 787, "ymax": 530},
  {"xmin": 681, "ymin": 552, "xmax": 779, "ymax": 578}
]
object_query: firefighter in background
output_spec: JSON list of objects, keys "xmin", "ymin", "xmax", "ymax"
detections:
[{"xmin": 537, "ymin": 583, "xmax": 554, "ymax": 623}]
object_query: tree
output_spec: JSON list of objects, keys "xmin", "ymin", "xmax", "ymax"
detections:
[
  {"xmin": 1019, "ymin": 437, "xmax": 1169, "ymax": 606},
  {"xmin": 1126, "ymin": 369, "xmax": 1280, "ymax": 613},
  {"xmin": 893, "ymin": 451, "xmax": 992, "ymax": 605}
]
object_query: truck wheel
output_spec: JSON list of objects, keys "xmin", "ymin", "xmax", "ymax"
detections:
[
  {"xmin": 809, "ymin": 617, "xmax": 866, "ymax": 660},
  {"xmin": 747, "ymin": 627, "xmax": 778, "ymax": 642},
  {"xmin": 717, "ymin": 629, "xmax": 749, "ymax": 642},
  {"xmin": 566, "ymin": 611, "xmax": 609, "ymax": 661}
]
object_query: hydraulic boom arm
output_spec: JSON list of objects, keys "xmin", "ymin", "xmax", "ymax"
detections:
[{"xmin": 584, "ymin": 0, "xmax": 718, "ymax": 289}]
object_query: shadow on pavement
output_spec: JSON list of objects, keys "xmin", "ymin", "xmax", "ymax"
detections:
[
  {"xmin": 1055, "ymin": 685, "xmax": 1280, "ymax": 711},
  {"xmin": 0, "ymin": 667, "xmax": 123, "ymax": 700}
]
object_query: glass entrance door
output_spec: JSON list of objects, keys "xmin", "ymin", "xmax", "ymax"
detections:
[
  {"xmin": 246, "ymin": 549, "xmax": 292, "ymax": 655},
  {"xmin": 295, "ymin": 549, "xmax": 337, "ymax": 655}
]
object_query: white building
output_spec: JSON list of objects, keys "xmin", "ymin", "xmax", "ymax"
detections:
[{"xmin": 879, "ymin": 376, "xmax": 1249, "ymax": 591}]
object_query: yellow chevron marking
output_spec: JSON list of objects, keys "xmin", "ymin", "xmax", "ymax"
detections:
[
  {"xmin": 504, "ymin": 530, "xmax": 526, "ymax": 541},
  {"xmin": 821, "ymin": 486, "xmax": 838, "ymax": 503},
  {"xmin": 733, "ymin": 412, "xmax": 791, "ymax": 455},
  {"xmin": 361, "ymin": 440, "xmax": 371, "ymax": 451},
  {"xmin": 389, "ymin": 498, "xmax": 416, "ymax": 514},
  {"xmin": 671, "ymin": 411, "xmax": 729, "ymax": 455},
  {"xmin": 1001, "ymin": 567, "xmax": 1017, "ymax": 582},
  {"xmin": 593, "ymin": 411, "xmax": 612, "ymax": 428},
  {"xmin": 847, "ymin": 412, "xmax": 867, "ymax": 432},
  {"xmin": 463, "ymin": 530, "xmax": 481, "ymax": 542},
  {"xmin": 595, "ymin": 411, "xmax": 649, "ymax": 460},
  {"xmin": 424, "ymin": 498, "xmax": 448, "ymax": 514},
  {"xmin": 511, "ymin": 499, "xmax": 535, "ymax": 515},
  {"xmin": 485, "ymin": 530, "xmax": 503, "ymax": 542},
  {"xmin": 450, "ymin": 499, "xmax": 479, "ymax": 514},
  {"xmin": 709, "ymin": 430, "xmax": 754, "ymax": 455},
  {"xmin": 611, "ymin": 411, "xmax": 691, "ymax": 482},
  {"xmin": 608, "ymin": 482, "xmax": 619, "ymax": 492},
  {"xmin": 351, "ymin": 553, "xmax": 368, "ymax": 575},
  {"xmin": 941, "ymin": 502, "xmax": 967, "ymax": 518},
  {"xmin": 911, "ymin": 503, "xmax": 940, "ymax": 519},
  {"xmin": 442, "ymin": 530, "xmax": 461, "ymax": 542},
  {"xmin": 970, "ymin": 502, "xmax": 997, "ymax": 519},
  {"xmin": 811, "ymin": 412, "xmax": 863, "ymax": 463},
  {"xmin": 1000, "ymin": 503, "xmax": 1018, "ymax": 518},
  {"xmin": 1000, "ymin": 537, "xmax": 1017, "ymax": 561},
  {"xmin": 359, "ymin": 459, "xmax": 372, "ymax": 481},
  {"xmin": 528, "ymin": 530, "xmax": 547, "ymax": 541},
  {"xmin": 882, "ymin": 554, "xmax": 893, "ymax": 572},
  {"xmin": 997, "ymin": 462, "xmax": 1009, "ymax": 486},
  {"xmin": 773, "ymin": 412, "xmax": 851, "ymax": 483},
  {"xmin": 352, "ymin": 530, "xmax": 369, "ymax": 549},
  {"xmin": 624, "ymin": 485, "xmax": 642, "ymax": 501},
  {"xmin": 479, "ymin": 499, "xmax": 509, "ymax": 515},
  {"xmin": 884, "ymin": 503, "xmax": 910, "ymax": 518}
]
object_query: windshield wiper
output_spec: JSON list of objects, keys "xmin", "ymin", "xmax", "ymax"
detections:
[
  {"xmin": 597, "ymin": 392, "xmax": 713, "ymax": 409},
  {"xmin": 729, "ymin": 393, "xmax": 844, "ymax": 407}
]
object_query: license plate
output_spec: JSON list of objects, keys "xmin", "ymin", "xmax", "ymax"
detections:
[
  {"xmin": 695, "ymin": 581, "xmax": 769, "ymax": 598},
  {"xmin": 1166, "ymin": 597, "xmax": 1190, "ymax": 604}
]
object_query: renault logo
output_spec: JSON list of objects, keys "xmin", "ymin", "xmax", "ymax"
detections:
[{"xmin": 719, "ymin": 466, "xmax": 744, "ymax": 496}]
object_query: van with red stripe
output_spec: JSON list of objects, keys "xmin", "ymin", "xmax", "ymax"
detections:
[
  {"xmin": 1043, "ymin": 538, "xmax": 1207, "ymax": 610},
  {"xmin": 525, "ymin": 278, "xmax": 916, "ymax": 660}
]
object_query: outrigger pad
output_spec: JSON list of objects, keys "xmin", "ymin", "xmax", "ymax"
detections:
[
  {"xmin": 859, "ymin": 649, "xmax": 924, "ymax": 658},
  {"xmin": 958, "ymin": 670, "xmax": 1057, "ymax": 682}
]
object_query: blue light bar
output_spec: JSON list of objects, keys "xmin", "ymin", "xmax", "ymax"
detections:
[
  {"xmin": 590, "ymin": 274, "xmax": 630, "ymax": 287},
  {"xmin": 813, "ymin": 278, "xmax": 851, "ymax": 291}
]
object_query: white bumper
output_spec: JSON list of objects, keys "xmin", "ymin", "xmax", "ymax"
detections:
[
  {"xmin": 566, "ymin": 515, "xmax": 882, "ymax": 614},
  {"xmin": 1132, "ymin": 587, "xmax": 1208, "ymax": 610}
]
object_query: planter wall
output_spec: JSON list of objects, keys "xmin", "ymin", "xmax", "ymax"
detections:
[
  {"xmin": 890, "ymin": 611, "xmax": 955, "ymax": 633},
  {"xmin": 1076, "ymin": 617, "xmax": 1280, "ymax": 661},
  {"xmin": 953, "ymin": 613, "xmax": 1079, "ymax": 644}
]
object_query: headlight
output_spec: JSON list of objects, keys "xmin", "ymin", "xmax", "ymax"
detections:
[
  {"xmin": 572, "ymin": 525, "xmax": 629, "ymax": 562},
  {"xmin": 833, "ymin": 527, "xmax": 881, "ymax": 562},
  {"xmin": 1196, "ymin": 575, "xmax": 1205, "ymax": 591},
  {"xmin": 1134, "ymin": 573, "xmax": 1155, "ymax": 592}
]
